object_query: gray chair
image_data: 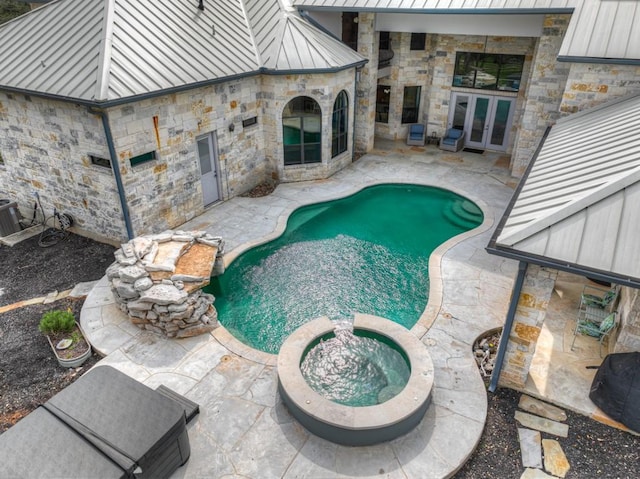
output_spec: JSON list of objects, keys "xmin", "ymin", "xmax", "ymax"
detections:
[
  {"xmin": 406, "ymin": 123, "xmax": 426, "ymax": 146},
  {"xmin": 439, "ymin": 128, "xmax": 465, "ymax": 152}
]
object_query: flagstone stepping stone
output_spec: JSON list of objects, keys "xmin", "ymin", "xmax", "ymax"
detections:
[
  {"xmin": 514, "ymin": 411, "xmax": 569, "ymax": 438},
  {"xmin": 521, "ymin": 468, "xmax": 556, "ymax": 479},
  {"xmin": 542, "ymin": 439, "xmax": 570, "ymax": 478},
  {"xmin": 519, "ymin": 395, "xmax": 567, "ymax": 422},
  {"xmin": 518, "ymin": 428, "xmax": 542, "ymax": 469}
]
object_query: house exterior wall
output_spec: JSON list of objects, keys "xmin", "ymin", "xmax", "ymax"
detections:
[
  {"xmin": 261, "ymin": 70, "xmax": 356, "ymax": 183},
  {"xmin": 613, "ymin": 287, "xmax": 640, "ymax": 353},
  {"xmin": 107, "ymin": 76, "xmax": 269, "ymax": 238},
  {"xmin": 354, "ymin": 12, "xmax": 378, "ymax": 154},
  {"xmin": 498, "ymin": 265, "xmax": 558, "ymax": 389},
  {"xmin": 560, "ymin": 63, "xmax": 640, "ymax": 115},
  {"xmin": 0, "ymin": 93, "xmax": 125, "ymax": 241},
  {"xmin": 505, "ymin": 14, "xmax": 571, "ymax": 177}
]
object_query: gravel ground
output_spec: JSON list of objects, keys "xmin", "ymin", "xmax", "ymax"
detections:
[{"xmin": 0, "ymin": 231, "xmax": 638, "ymax": 478}]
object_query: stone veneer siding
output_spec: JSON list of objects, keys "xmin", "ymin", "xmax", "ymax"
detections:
[
  {"xmin": 0, "ymin": 93, "xmax": 125, "ymax": 240},
  {"xmin": 354, "ymin": 13, "xmax": 378, "ymax": 155},
  {"xmin": 261, "ymin": 70, "xmax": 356, "ymax": 183},
  {"xmin": 612, "ymin": 286, "xmax": 640, "ymax": 354},
  {"xmin": 0, "ymin": 69, "xmax": 357, "ymax": 242},
  {"xmin": 498, "ymin": 264, "xmax": 558, "ymax": 389},
  {"xmin": 510, "ymin": 14, "xmax": 571, "ymax": 176},
  {"xmin": 560, "ymin": 63, "xmax": 640, "ymax": 115}
]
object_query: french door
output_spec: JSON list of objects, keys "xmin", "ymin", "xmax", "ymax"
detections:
[{"xmin": 448, "ymin": 93, "xmax": 515, "ymax": 151}]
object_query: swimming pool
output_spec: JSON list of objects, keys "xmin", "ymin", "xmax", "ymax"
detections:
[{"xmin": 206, "ymin": 184, "xmax": 482, "ymax": 354}]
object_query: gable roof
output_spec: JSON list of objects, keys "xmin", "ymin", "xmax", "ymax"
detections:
[
  {"xmin": 0, "ymin": 0, "xmax": 365, "ymax": 105},
  {"xmin": 293, "ymin": 0, "xmax": 640, "ymax": 65},
  {"xmin": 489, "ymin": 94, "xmax": 640, "ymax": 286}
]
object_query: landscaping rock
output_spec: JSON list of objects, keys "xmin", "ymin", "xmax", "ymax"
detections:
[
  {"xmin": 107, "ymin": 230, "xmax": 223, "ymax": 338},
  {"xmin": 519, "ymin": 395, "xmax": 568, "ymax": 422},
  {"xmin": 514, "ymin": 411, "xmax": 569, "ymax": 438},
  {"xmin": 542, "ymin": 439, "xmax": 570, "ymax": 478},
  {"xmin": 517, "ymin": 427, "xmax": 542, "ymax": 469}
]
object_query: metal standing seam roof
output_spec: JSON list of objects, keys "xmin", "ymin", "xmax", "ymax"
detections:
[
  {"xmin": 491, "ymin": 93, "xmax": 640, "ymax": 284},
  {"xmin": 293, "ymin": 0, "xmax": 640, "ymax": 64},
  {"xmin": 0, "ymin": 0, "xmax": 366, "ymax": 104}
]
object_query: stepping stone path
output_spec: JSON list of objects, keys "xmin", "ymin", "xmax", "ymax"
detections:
[{"xmin": 516, "ymin": 394, "xmax": 571, "ymax": 478}]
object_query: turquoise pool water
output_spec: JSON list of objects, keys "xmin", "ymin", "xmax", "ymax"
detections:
[
  {"xmin": 206, "ymin": 184, "xmax": 482, "ymax": 354},
  {"xmin": 300, "ymin": 326, "xmax": 411, "ymax": 407}
]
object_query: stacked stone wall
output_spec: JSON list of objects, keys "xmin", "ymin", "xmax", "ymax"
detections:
[
  {"xmin": 613, "ymin": 286, "xmax": 640, "ymax": 353},
  {"xmin": 498, "ymin": 265, "xmax": 558, "ymax": 389},
  {"xmin": 354, "ymin": 12, "xmax": 378, "ymax": 154},
  {"xmin": 560, "ymin": 63, "xmax": 640, "ymax": 115},
  {"xmin": 510, "ymin": 14, "xmax": 571, "ymax": 177},
  {"xmin": 0, "ymin": 93, "xmax": 126, "ymax": 241},
  {"xmin": 260, "ymin": 70, "xmax": 356, "ymax": 183},
  {"xmin": 108, "ymin": 75, "xmax": 269, "ymax": 236}
]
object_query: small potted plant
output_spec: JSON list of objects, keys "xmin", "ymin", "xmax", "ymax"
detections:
[{"xmin": 39, "ymin": 308, "xmax": 92, "ymax": 368}]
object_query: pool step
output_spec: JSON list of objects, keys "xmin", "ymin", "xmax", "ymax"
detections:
[{"xmin": 444, "ymin": 200, "xmax": 483, "ymax": 229}]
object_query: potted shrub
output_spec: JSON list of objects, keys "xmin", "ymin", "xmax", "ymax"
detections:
[{"xmin": 39, "ymin": 309, "xmax": 92, "ymax": 368}]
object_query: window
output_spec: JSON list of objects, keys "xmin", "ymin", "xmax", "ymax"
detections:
[
  {"xmin": 410, "ymin": 33, "xmax": 426, "ymax": 51},
  {"xmin": 379, "ymin": 31, "xmax": 391, "ymax": 51},
  {"xmin": 90, "ymin": 155, "xmax": 111, "ymax": 169},
  {"xmin": 401, "ymin": 86, "xmax": 421, "ymax": 124},
  {"xmin": 342, "ymin": 12, "xmax": 358, "ymax": 51},
  {"xmin": 282, "ymin": 96, "xmax": 322, "ymax": 165},
  {"xmin": 130, "ymin": 151, "xmax": 156, "ymax": 167},
  {"xmin": 0, "ymin": 151, "xmax": 4, "ymax": 166},
  {"xmin": 452, "ymin": 52, "xmax": 524, "ymax": 92},
  {"xmin": 332, "ymin": 91, "xmax": 349, "ymax": 157},
  {"xmin": 242, "ymin": 117, "xmax": 258, "ymax": 128},
  {"xmin": 375, "ymin": 86, "xmax": 391, "ymax": 123}
]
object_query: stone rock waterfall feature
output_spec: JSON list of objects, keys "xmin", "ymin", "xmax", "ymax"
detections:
[{"xmin": 106, "ymin": 230, "xmax": 224, "ymax": 338}]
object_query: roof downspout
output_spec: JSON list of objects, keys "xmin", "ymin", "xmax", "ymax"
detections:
[
  {"xmin": 97, "ymin": 110, "xmax": 134, "ymax": 240},
  {"xmin": 352, "ymin": 67, "xmax": 359, "ymax": 161},
  {"xmin": 488, "ymin": 260, "xmax": 528, "ymax": 393}
]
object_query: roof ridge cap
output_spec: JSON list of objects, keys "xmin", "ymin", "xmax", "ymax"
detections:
[{"xmin": 94, "ymin": 0, "xmax": 115, "ymax": 102}]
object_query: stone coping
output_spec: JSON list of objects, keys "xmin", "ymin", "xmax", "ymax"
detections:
[{"xmin": 277, "ymin": 314, "xmax": 434, "ymax": 446}]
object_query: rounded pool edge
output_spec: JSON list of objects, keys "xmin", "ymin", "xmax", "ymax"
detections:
[{"xmin": 277, "ymin": 314, "xmax": 434, "ymax": 446}]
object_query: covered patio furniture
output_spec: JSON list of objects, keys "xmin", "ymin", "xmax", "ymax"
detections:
[
  {"xmin": 571, "ymin": 311, "xmax": 617, "ymax": 357},
  {"xmin": 406, "ymin": 123, "xmax": 426, "ymax": 146},
  {"xmin": 439, "ymin": 128, "xmax": 465, "ymax": 151}
]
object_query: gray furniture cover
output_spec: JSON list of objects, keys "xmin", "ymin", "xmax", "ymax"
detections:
[{"xmin": 0, "ymin": 366, "xmax": 195, "ymax": 478}]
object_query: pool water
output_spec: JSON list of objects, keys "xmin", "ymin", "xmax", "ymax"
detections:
[
  {"xmin": 206, "ymin": 184, "xmax": 482, "ymax": 354},
  {"xmin": 300, "ymin": 326, "xmax": 411, "ymax": 407}
]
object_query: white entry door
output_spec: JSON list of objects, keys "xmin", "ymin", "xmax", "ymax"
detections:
[
  {"xmin": 197, "ymin": 133, "xmax": 220, "ymax": 206},
  {"xmin": 448, "ymin": 93, "xmax": 515, "ymax": 151}
]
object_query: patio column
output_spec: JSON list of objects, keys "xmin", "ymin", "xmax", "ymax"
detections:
[
  {"xmin": 499, "ymin": 264, "xmax": 558, "ymax": 389},
  {"xmin": 510, "ymin": 14, "xmax": 570, "ymax": 177},
  {"xmin": 354, "ymin": 13, "xmax": 379, "ymax": 155}
]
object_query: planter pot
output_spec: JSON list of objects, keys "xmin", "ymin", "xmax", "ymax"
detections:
[{"xmin": 45, "ymin": 323, "xmax": 92, "ymax": 368}]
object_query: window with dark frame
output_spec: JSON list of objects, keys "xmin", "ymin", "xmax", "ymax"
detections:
[
  {"xmin": 379, "ymin": 31, "xmax": 391, "ymax": 51},
  {"xmin": 342, "ymin": 12, "xmax": 358, "ymax": 51},
  {"xmin": 130, "ymin": 151, "xmax": 157, "ymax": 167},
  {"xmin": 282, "ymin": 96, "xmax": 322, "ymax": 166},
  {"xmin": 332, "ymin": 91, "xmax": 349, "ymax": 158},
  {"xmin": 90, "ymin": 155, "xmax": 111, "ymax": 169},
  {"xmin": 375, "ymin": 85, "xmax": 391, "ymax": 123},
  {"xmin": 401, "ymin": 86, "xmax": 421, "ymax": 124},
  {"xmin": 242, "ymin": 117, "xmax": 258, "ymax": 128},
  {"xmin": 452, "ymin": 52, "xmax": 525, "ymax": 92},
  {"xmin": 410, "ymin": 33, "xmax": 426, "ymax": 51}
]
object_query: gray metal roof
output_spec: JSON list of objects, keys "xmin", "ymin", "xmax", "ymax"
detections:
[
  {"xmin": 293, "ymin": 0, "xmax": 640, "ymax": 63},
  {"xmin": 493, "ymin": 93, "xmax": 640, "ymax": 283},
  {"xmin": 0, "ymin": 0, "xmax": 365, "ymax": 104}
]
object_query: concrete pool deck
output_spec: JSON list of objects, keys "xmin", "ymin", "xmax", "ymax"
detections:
[{"xmin": 81, "ymin": 143, "xmax": 519, "ymax": 478}]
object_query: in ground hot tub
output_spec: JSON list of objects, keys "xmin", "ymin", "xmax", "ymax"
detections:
[{"xmin": 277, "ymin": 314, "xmax": 434, "ymax": 446}]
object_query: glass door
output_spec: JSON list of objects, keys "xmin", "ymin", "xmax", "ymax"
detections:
[
  {"xmin": 486, "ymin": 98, "xmax": 515, "ymax": 150},
  {"xmin": 466, "ymin": 95, "xmax": 491, "ymax": 149}
]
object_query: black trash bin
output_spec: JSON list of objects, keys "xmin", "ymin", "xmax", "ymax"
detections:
[{"xmin": 0, "ymin": 199, "xmax": 22, "ymax": 236}]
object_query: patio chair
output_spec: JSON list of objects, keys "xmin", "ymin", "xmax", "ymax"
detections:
[
  {"xmin": 571, "ymin": 311, "xmax": 617, "ymax": 357},
  {"xmin": 439, "ymin": 128, "xmax": 464, "ymax": 152},
  {"xmin": 406, "ymin": 123, "xmax": 426, "ymax": 146},
  {"xmin": 578, "ymin": 284, "xmax": 617, "ymax": 323}
]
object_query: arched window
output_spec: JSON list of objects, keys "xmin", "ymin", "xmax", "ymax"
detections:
[
  {"xmin": 332, "ymin": 91, "xmax": 348, "ymax": 157},
  {"xmin": 282, "ymin": 96, "xmax": 322, "ymax": 165}
]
